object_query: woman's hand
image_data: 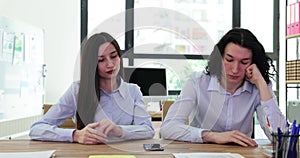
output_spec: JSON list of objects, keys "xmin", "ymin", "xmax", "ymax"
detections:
[
  {"xmin": 73, "ymin": 122, "xmax": 108, "ymax": 144},
  {"xmin": 95, "ymin": 119, "xmax": 123, "ymax": 137},
  {"xmin": 202, "ymin": 130, "xmax": 258, "ymax": 147}
]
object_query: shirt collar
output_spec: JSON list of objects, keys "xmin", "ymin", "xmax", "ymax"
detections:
[
  {"xmin": 207, "ymin": 75, "xmax": 252, "ymax": 94},
  {"xmin": 117, "ymin": 77, "xmax": 127, "ymax": 98},
  {"xmin": 99, "ymin": 76, "xmax": 126, "ymax": 98},
  {"xmin": 207, "ymin": 76, "xmax": 225, "ymax": 93}
]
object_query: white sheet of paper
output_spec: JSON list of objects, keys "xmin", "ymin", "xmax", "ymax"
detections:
[
  {"xmin": 173, "ymin": 152, "xmax": 245, "ymax": 158},
  {"xmin": 0, "ymin": 150, "xmax": 55, "ymax": 158},
  {"xmin": 147, "ymin": 102, "xmax": 160, "ymax": 112}
]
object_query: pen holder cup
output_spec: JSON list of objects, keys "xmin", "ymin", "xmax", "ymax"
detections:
[{"xmin": 272, "ymin": 133, "xmax": 300, "ymax": 158}]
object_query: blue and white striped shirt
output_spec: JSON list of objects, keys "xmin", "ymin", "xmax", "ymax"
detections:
[
  {"xmin": 30, "ymin": 79, "xmax": 154, "ymax": 142},
  {"xmin": 160, "ymin": 71, "xmax": 286, "ymax": 143}
]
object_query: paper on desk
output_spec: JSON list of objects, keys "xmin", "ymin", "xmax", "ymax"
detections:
[
  {"xmin": 173, "ymin": 152, "xmax": 245, "ymax": 158},
  {"xmin": 147, "ymin": 102, "xmax": 160, "ymax": 112},
  {"xmin": 89, "ymin": 155, "xmax": 136, "ymax": 158},
  {"xmin": 0, "ymin": 150, "xmax": 55, "ymax": 158}
]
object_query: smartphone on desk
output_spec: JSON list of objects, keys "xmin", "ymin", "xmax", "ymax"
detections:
[{"xmin": 143, "ymin": 144, "xmax": 164, "ymax": 151}]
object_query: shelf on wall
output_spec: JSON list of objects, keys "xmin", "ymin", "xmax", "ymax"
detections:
[
  {"xmin": 286, "ymin": 34, "xmax": 300, "ymax": 39},
  {"xmin": 286, "ymin": 80, "xmax": 300, "ymax": 84},
  {"xmin": 286, "ymin": 60, "xmax": 300, "ymax": 81}
]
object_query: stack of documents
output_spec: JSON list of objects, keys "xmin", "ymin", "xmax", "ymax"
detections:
[
  {"xmin": 89, "ymin": 155, "xmax": 136, "ymax": 158},
  {"xmin": 0, "ymin": 150, "xmax": 55, "ymax": 158},
  {"xmin": 173, "ymin": 152, "xmax": 245, "ymax": 158}
]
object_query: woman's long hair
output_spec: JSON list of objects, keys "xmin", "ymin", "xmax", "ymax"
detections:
[
  {"xmin": 76, "ymin": 32, "xmax": 123, "ymax": 129},
  {"xmin": 205, "ymin": 28, "xmax": 276, "ymax": 84}
]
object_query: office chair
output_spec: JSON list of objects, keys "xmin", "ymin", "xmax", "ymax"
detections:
[{"xmin": 43, "ymin": 104, "xmax": 76, "ymax": 129}]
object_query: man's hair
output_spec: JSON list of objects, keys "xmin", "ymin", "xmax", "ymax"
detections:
[{"xmin": 205, "ymin": 27, "xmax": 276, "ymax": 84}]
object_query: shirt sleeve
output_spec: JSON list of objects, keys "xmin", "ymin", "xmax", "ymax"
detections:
[
  {"xmin": 256, "ymin": 84, "xmax": 286, "ymax": 141},
  {"xmin": 119, "ymin": 84, "xmax": 154, "ymax": 140},
  {"xmin": 160, "ymin": 75, "xmax": 207, "ymax": 143},
  {"xmin": 119, "ymin": 125, "xmax": 154, "ymax": 140},
  {"xmin": 29, "ymin": 82, "xmax": 78, "ymax": 142}
]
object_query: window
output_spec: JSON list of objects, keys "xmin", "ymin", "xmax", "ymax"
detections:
[
  {"xmin": 134, "ymin": 0, "xmax": 232, "ymax": 55},
  {"xmin": 241, "ymin": 0, "xmax": 274, "ymax": 53},
  {"xmin": 88, "ymin": 0, "xmax": 126, "ymax": 49},
  {"xmin": 87, "ymin": 0, "xmax": 232, "ymax": 93}
]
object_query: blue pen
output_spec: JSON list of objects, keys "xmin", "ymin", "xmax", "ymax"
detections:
[
  {"xmin": 282, "ymin": 122, "xmax": 291, "ymax": 158},
  {"xmin": 292, "ymin": 123, "xmax": 299, "ymax": 158},
  {"xmin": 277, "ymin": 128, "xmax": 282, "ymax": 145},
  {"xmin": 285, "ymin": 121, "xmax": 290, "ymax": 133},
  {"xmin": 276, "ymin": 127, "xmax": 283, "ymax": 157},
  {"xmin": 293, "ymin": 124, "xmax": 300, "ymax": 158},
  {"xmin": 287, "ymin": 120, "xmax": 297, "ymax": 158}
]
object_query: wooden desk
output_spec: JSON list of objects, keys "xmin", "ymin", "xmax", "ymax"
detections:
[
  {"xmin": 148, "ymin": 111, "xmax": 162, "ymax": 121},
  {"xmin": 0, "ymin": 139, "xmax": 270, "ymax": 158},
  {"xmin": 149, "ymin": 111, "xmax": 162, "ymax": 119}
]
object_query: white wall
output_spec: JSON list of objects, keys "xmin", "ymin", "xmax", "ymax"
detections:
[{"xmin": 0, "ymin": 0, "xmax": 81, "ymax": 103}]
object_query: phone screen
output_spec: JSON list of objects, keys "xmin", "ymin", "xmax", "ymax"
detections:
[{"xmin": 143, "ymin": 144, "xmax": 164, "ymax": 151}]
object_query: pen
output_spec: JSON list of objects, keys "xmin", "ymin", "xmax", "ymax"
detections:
[
  {"xmin": 292, "ymin": 123, "xmax": 299, "ymax": 158},
  {"xmin": 266, "ymin": 117, "xmax": 273, "ymax": 133},
  {"xmin": 276, "ymin": 127, "xmax": 283, "ymax": 157},
  {"xmin": 287, "ymin": 120, "xmax": 298, "ymax": 158}
]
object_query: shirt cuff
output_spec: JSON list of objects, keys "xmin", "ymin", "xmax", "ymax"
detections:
[
  {"xmin": 120, "ymin": 125, "xmax": 146, "ymax": 139},
  {"xmin": 190, "ymin": 126, "xmax": 209, "ymax": 143},
  {"xmin": 57, "ymin": 128, "xmax": 76, "ymax": 142}
]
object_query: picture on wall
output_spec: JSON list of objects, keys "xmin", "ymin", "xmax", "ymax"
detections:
[
  {"xmin": 2, "ymin": 31, "xmax": 15, "ymax": 63},
  {"xmin": 12, "ymin": 32, "xmax": 24, "ymax": 65}
]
